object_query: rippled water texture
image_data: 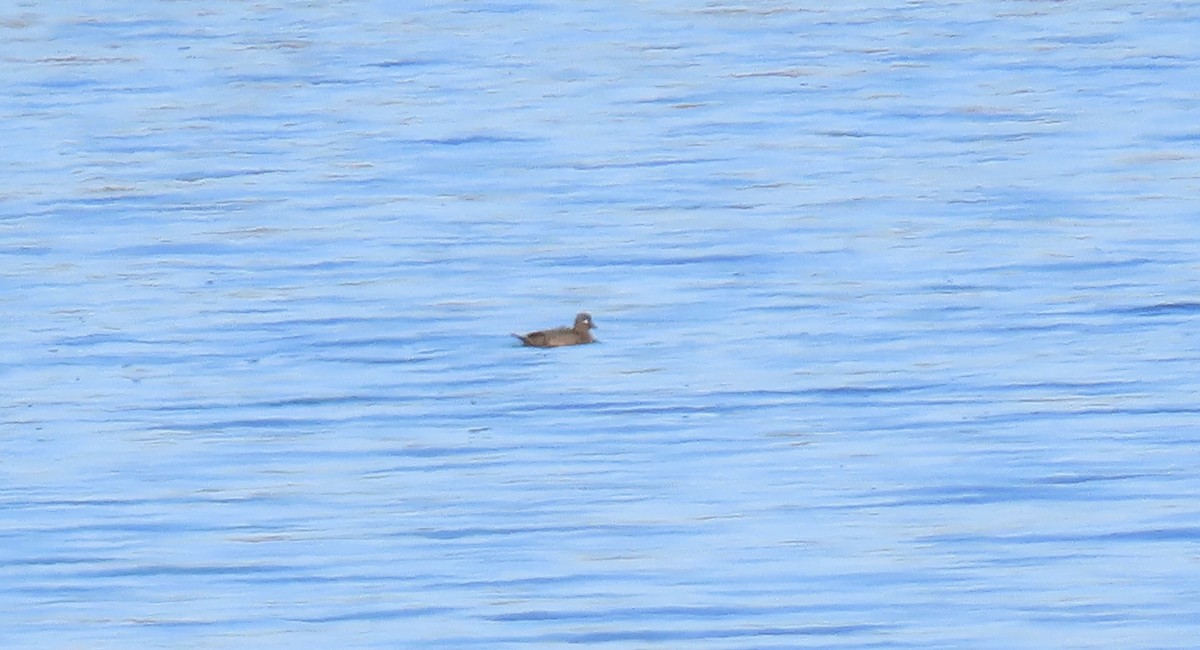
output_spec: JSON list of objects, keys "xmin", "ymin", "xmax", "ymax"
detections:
[{"xmin": 4, "ymin": 3, "xmax": 1200, "ymax": 648}]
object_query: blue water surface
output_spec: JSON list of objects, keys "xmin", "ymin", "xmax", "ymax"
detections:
[{"xmin": 3, "ymin": 2, "xmax": 1200, "ymax": 648}]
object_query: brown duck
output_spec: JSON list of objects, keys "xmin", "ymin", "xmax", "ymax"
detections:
[{"xmin": 513, "ymin": 312, "xmax": 597, "ymax": 348}]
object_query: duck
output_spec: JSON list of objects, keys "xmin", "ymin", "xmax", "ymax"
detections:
[{"xmin": 513, "ymin": 312, "xmax": 597, "ymax": 348}]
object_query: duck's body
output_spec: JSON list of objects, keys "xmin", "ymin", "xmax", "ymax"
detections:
[{"xmin": 513, "ymin": 312, "xmax": 597, "ymax": 348}]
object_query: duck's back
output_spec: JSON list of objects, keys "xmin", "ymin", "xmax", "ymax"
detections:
[{"xmin": 515, "ymin": 327, "xmax": 593, "ymax": 348}]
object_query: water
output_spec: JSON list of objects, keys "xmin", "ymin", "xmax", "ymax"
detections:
[{"xmin": 3, "ymin": 2, "xmax": 1200, "ymax": 648}]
